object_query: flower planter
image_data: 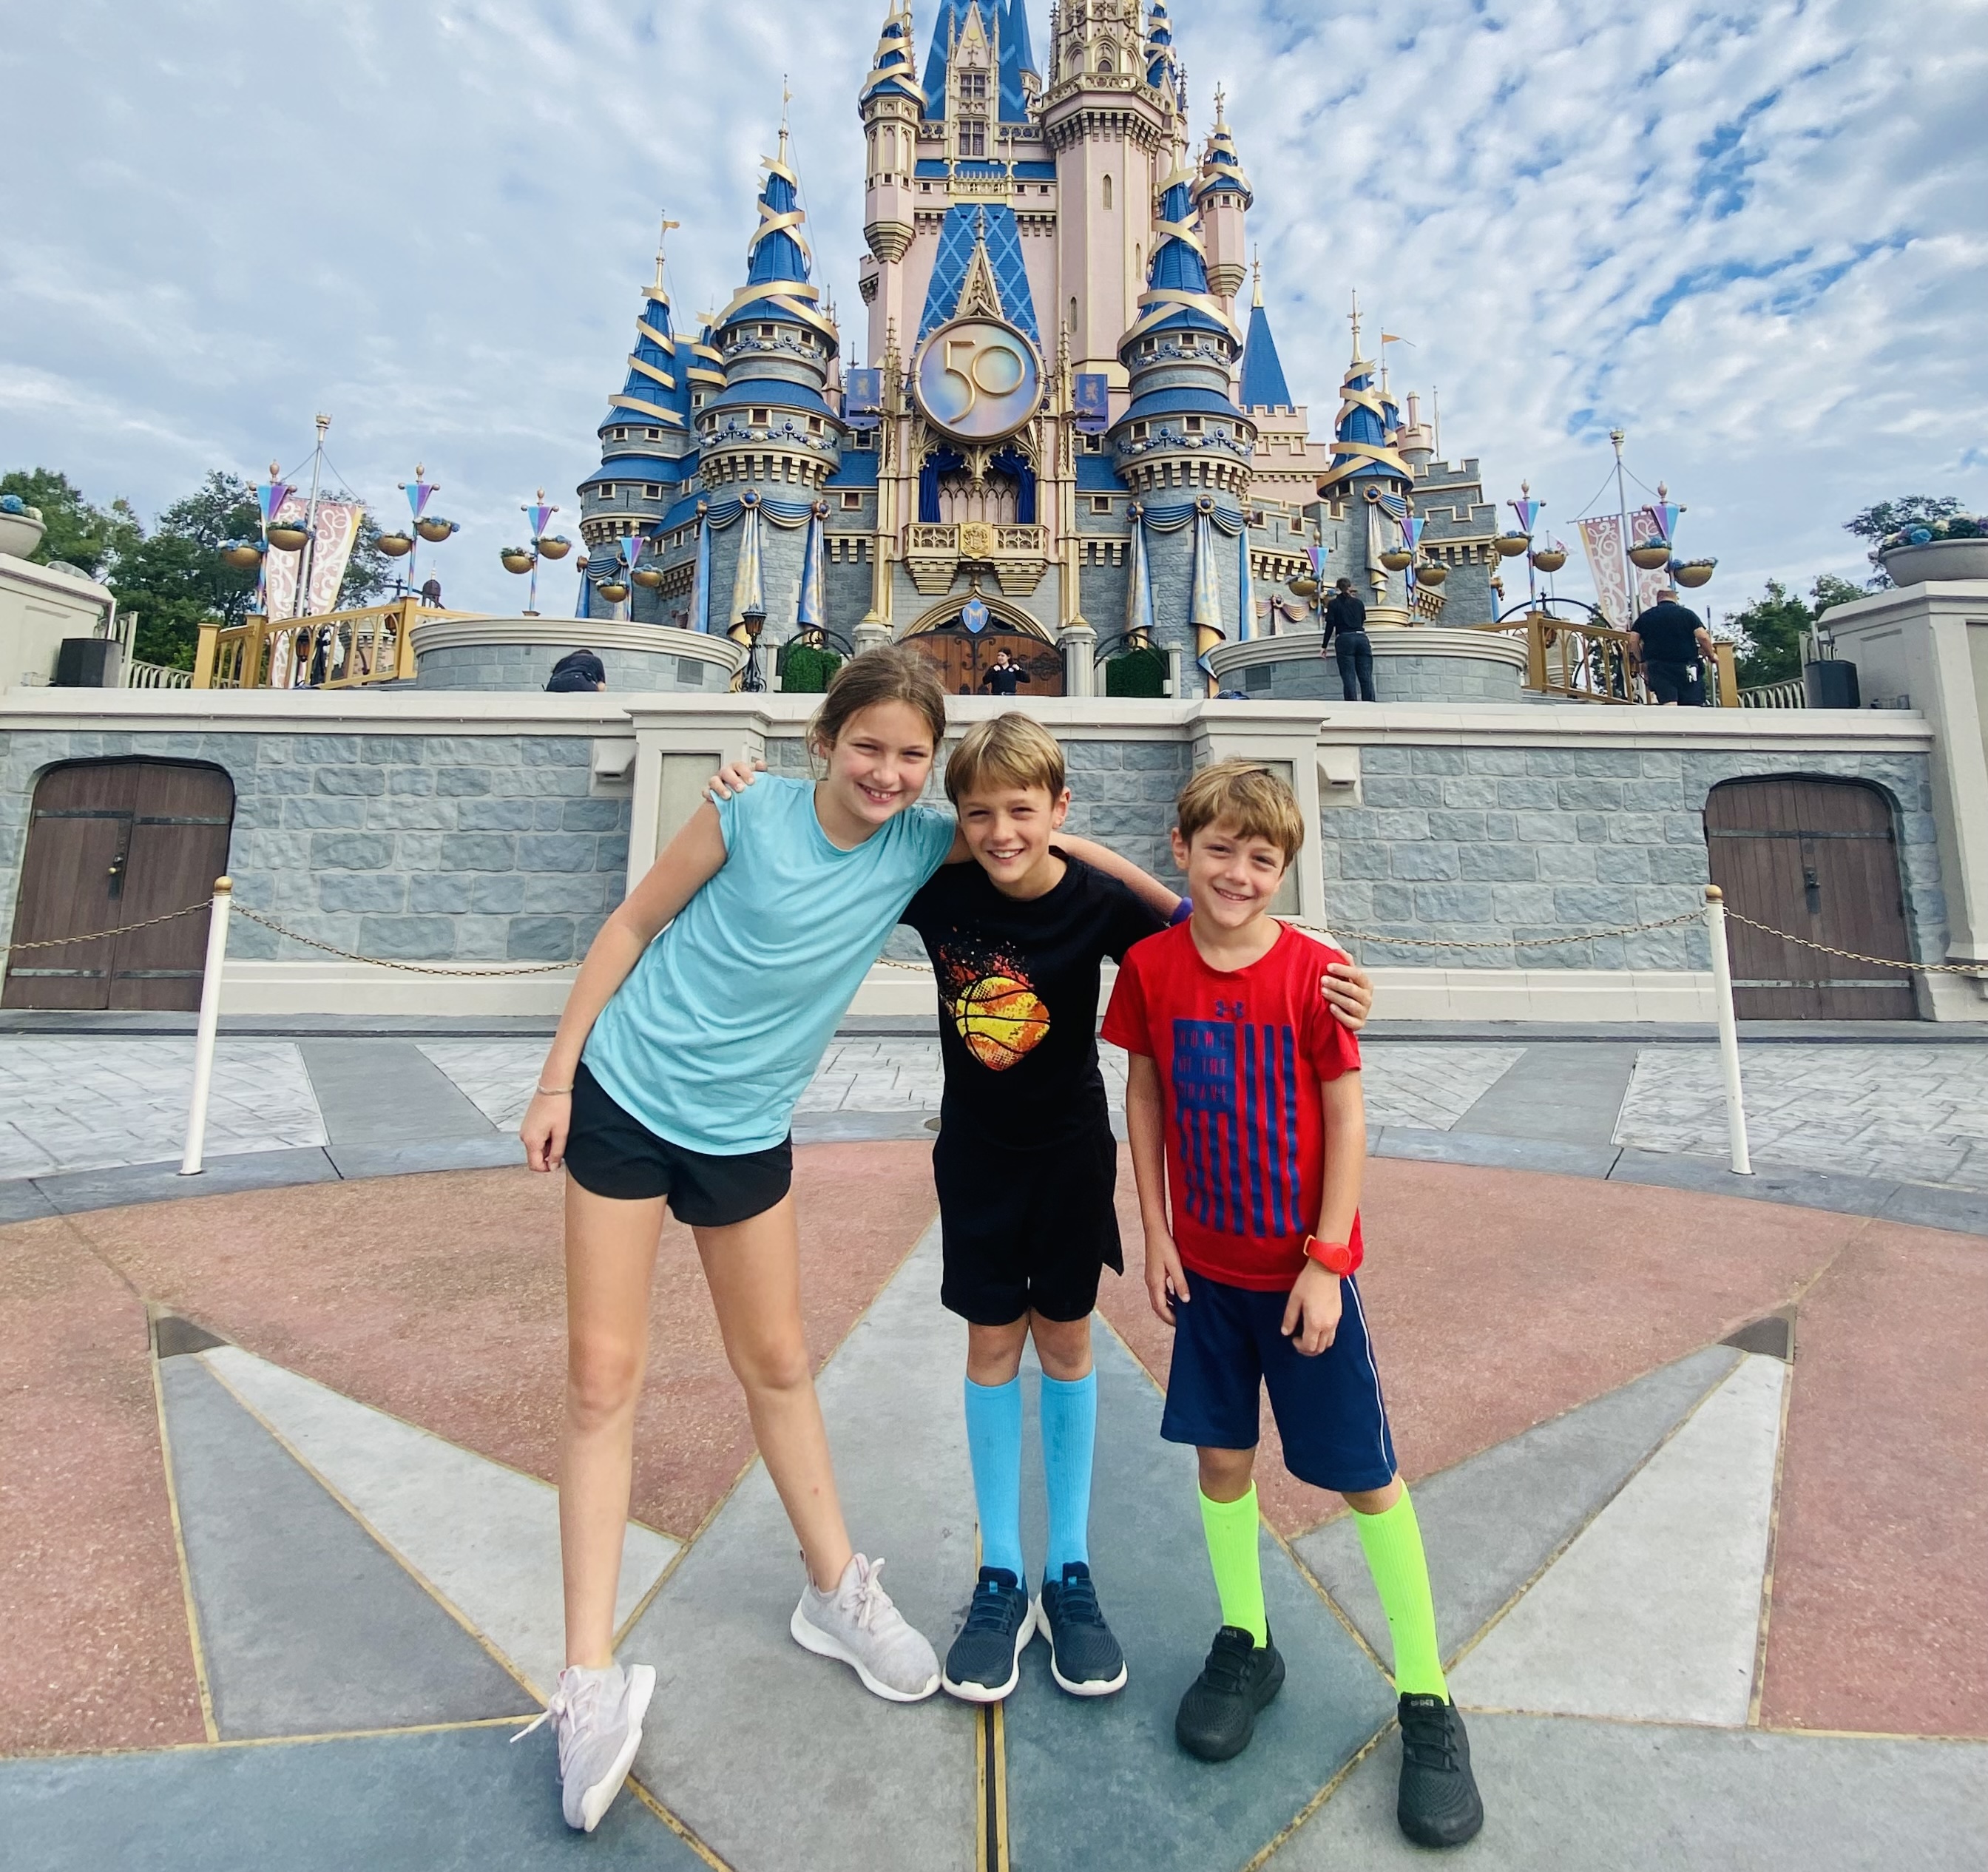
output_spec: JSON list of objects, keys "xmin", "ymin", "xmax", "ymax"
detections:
[{"xmin": 1879, "ymin": 539, "xmax": 1988, "ymax": 585}]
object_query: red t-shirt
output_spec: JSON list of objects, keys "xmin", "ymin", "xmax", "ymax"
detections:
[{"xmin": 1101, "ymin": 921, "xmax": 1363, "ymax": 1292}]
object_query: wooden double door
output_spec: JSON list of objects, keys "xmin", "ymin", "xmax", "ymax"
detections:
[
  {"xmin": 4, "ymin": 760, "xmax": 234, "ymax": 1011},
  {"xmin": 912, "ymin": 626, "xmax": 1065, "ymax": 699},
  {"xmin": 1705, "ymin": 777, "xmax": 1918, "ymax": 1020}
]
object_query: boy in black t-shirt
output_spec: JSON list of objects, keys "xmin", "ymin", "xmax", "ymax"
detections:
[{"xmin": 900, "ymin": 717, "xmax": 1376, "ymax": 1706}]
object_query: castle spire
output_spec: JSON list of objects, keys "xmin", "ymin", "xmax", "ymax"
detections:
[{"xmin": 1240, "ymin": 258, "xmax": 1294, "ymax": 414}]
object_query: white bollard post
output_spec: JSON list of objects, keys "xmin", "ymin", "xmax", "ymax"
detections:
[
  {"xmin": 1703, "ymin": 885, "xmax": 1752, "ymax": 1176},
  {"xmin": 180, "ymin": 876, "xmax": 234, "ymax": 1177}
]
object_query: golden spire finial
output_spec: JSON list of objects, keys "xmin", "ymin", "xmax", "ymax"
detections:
[
  {"xmin": 778, "ymin": 75, "xmax": 792, "ymax": 161},
  {"xmin": 652, "ymin": 214, "xmax": 680, "ymax": 294},
  {"xmin": 1214, "ymin": 82, "xmax": 1228, "ymax": 127},
  {"xmin": 1348, "ymin": 288, "xmax": 1362, "ymax": 362},
  {"xmin": 1251, "ymin": 246, "xmax": 1262, "ymax": 308}
]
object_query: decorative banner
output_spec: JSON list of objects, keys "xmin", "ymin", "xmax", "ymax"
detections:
[
  {"xmin": 844, "ymin": 368, "xmax": 882, "ymax": 432},
  {"xmin": 1578, "ymin": 513, "xmax": 1633, "ymax": 626},
  {"xmin": 621, "ymin": 533, "xmax": 646, "ymax": 573},
  {"xmin": 1126, "ymin": 507, "xmax": 1156, "ymax": 640},
  {"xmin": 797, "ymin": 504, "xmax": 826, "ymax": 629},
  {"xmin": 260, "ymin": 496, "xmax": 364, "ymax": 620},
  {"xmin": 404, "ymin": 478, "xmax": 439, "ymax": 522},
  {"xmin": 255, "ymin": 479, "xmax": 294, "ymax": 527},
  {"xmin": 689, "ymin": 506, "xmax": 712, "ymax": 632},
  {"xmin": 730, "ymin": 490, "xmax": 765, "ymax": 624},
  {"xmin": 527, "ymin": 501, "xmax": 555, "ymax": 541},
  {"xmin": 1509, "ymin": 496, "xmax": 1540, "ymax": 538},
  {"xmin": 1190, "ymin": 501, "xmax": 1225, "ymax": 677},
  {"xmin": 1072, "ymin": 373, "xmax": 1111, "ymax": 434},
  {"xmin": 1234, "ymin": 521, "xmax": 1259, "ymax": 643},
  {"xmin": 1631, "ymin": 504, "xmax": 1673, "ymax": 614}
]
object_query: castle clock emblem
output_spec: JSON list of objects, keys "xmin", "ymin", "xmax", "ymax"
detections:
[{"xmin": 913, "ymin": 317, "xmax": 1044, "ymax": 444}]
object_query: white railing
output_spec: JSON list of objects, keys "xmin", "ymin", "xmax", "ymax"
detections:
[
  {"xmin": 1740, "ymin": 677, "xmax": 1805, "ymax": 709},
  {"xmin": 126, "ymin": 659, "xmax": 194, "ymax": 689}
]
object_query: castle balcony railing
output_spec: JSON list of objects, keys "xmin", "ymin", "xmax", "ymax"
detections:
[
  {"xmin": 192, "ymin": 597, "xmax": 476, "ymax": 690},
  {"xmin": 1470, "ymin": 613, "xmax": 1740, "ymax": 708},
  {"xmin": 1740, "ymin": 676, "xmax": 1807, "ymax": 709},
  {"xmin": 126, "ymin": 659, "xmax": 193, "ymax": 690},
  {"xmin": 905, "ymin": 522, "xmax": 1050, "ymax": 600}
]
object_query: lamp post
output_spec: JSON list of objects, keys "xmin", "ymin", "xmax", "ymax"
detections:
[
  {"xmin": 385, "ymin": 466, "xmax": 459, "ymax": 604},
  {"xmin": 498, "ymin": 492, "xmax": 572, "ymax": 615},
  {"xmin": 733, "ymin": 603, "xmax": 768, "ymax": 693}
]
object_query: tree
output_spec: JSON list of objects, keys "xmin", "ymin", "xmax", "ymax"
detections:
[
  {"xmin": 1845, "ymin": 496, "xmax": 1964, "ymax": 587},
  {"xmin": 1725, "ymin": 575, "xmax": 1871, "ymax": 688},
  {"xmin": 109, "ymin": 472, "xmax": 263, "ymax": 669},
  {"xmin": 0, "ymin": 467, "xmax": 139, "ymax": 578}
]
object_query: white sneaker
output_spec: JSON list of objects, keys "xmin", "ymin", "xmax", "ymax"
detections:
[
  {"xmin": 790, "ymin": 1554, "xmax": 941, "ymax": 1702},
  {"xmin": 513, "ymin": 1660, "xmax": 657, "ymax": 1833}
]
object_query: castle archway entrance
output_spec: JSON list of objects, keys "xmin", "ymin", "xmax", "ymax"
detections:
[{"xmin": 902, "ymin": 595, "xmax": 1064, "ymax": 700}]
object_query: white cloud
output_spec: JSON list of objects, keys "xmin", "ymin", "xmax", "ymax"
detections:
[{"xmin": 2, "ymin": 0, "xmax": 1983, "ymax": 618}]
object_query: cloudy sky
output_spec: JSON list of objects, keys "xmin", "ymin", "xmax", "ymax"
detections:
[{"xmin": 4, "ymin": 0, "xmax": 1983, "ymax": 618}]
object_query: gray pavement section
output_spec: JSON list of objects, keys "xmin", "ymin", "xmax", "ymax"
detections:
[
  {"xmin": 0, "ymin": 1724, "xmax": 706, "ymax": 1871},
  {"xmin": 622, "ymin": 1225, "xmax": 979, "ymax": 1872},
  {"xmin": 1453, "ymin": 1044, "xmax": 1640, "ymax": 1146},
  {"xmin": 1294, "ymin": 1346, "xmax": 1742, "ymax": 1668},
  {"xmin": 296, "ymin": 1039, "xmax": 496, "ymax": 1146},
  {"xmin": 1272, "ymin": 1712, "xmax": 1988, "ymax": 1871},
  {"xmin": 160, "ymin": 1357, "xmax": 534, "ymax": 1738},
  {"xmin": 1004, "ymin": 1336, "xmax": 1396, "ymax": 1872}
]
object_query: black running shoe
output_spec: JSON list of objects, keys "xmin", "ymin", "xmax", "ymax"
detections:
[
  {"xmin": 1037, "ymin": 1563, "xmax": 1127, "ymax": 1697},
  {"xmin": 941, "ymin": 1568, "xmax": 1033, "ymax": 1703},
  {"xmin": 1174, "ymin": 1624, "xmax": 1285, "ymax": 1761},
  {"xmin": 1396, "ymin": 1693, "xmax": 1484, "ymax": 1848}
]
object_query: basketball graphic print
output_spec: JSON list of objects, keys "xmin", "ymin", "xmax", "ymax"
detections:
[{"xmin": 953, "ymin": 973, "xmax": 1052, "ymax": 1070}]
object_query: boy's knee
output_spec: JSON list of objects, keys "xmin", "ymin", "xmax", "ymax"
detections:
[
  {"xmin": 1343, "ymin": 1476, "xmax": 1404, "ymax": 1517},
  {"xmin": 567, "ymin": 1336, "xmax": 645, "ymax": 1430},
  {"xmin": 1030, "ymin": 1312, "xmax": 1093, "ymax": 1382},
  {"xmin": 729, "ymin": 1334, "xmax": 814, "ymax": 1396},
  {"xmin": 1197, "ymin": 1445, "xmax": 1256, "ymax": 1501},
  {"xmin": 966, "ymin": 1317, "xmax": 1030, "ymax": 1385}
]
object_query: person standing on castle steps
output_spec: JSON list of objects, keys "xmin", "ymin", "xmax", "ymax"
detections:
[
  {"xmin": 1103, "ymin": 761, "xmax": 1484, "ymax": 1851},
  {"xmin": 704, "ymin": 720, "xmax": 1375, "ymax": 1711},
  {"xmin": 515, "ymin": 649, "xmax": 1202, "ymax": 1834},
  {"xmin": 1629, "ymin": 584, "xmax": 1715, "ymax": 706},
  {"xmin": 1321, "ymin": 578, "xmax": 1376, "ymax": 703}
]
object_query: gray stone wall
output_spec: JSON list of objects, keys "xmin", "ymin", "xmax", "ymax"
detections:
[
  {"xmin": 1234, "ymin": 648, "xmax": 1523, "ymax": 705},
  {"xmin": 0, "ymin": 729, "xmax": 630, "ymax": 964},
  {"xmin": 415, "ymin": 641, "xmax": 719, "ymax": 694},
  {"xmin": 1322, "ymin": 744, "xmax": 1944, "ymax": 969}
]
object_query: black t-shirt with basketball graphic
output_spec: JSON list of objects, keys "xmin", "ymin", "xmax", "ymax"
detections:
[{"xmin": 901, "ymin": 851, "xmax": 1165, "ymax": 1149}]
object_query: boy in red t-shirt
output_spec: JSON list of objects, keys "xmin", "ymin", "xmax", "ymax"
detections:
[{"xmin": 1102, "ymin": 760, "xmax": 1483, "ymax": 1851}]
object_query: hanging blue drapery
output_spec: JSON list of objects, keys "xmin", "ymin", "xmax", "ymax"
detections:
[
  {"xmin": 1126, "ymin": 503, "xmax": 1157, "ymax": 641},
  {"xmin": 1190, "ymin": 501, "xmax": 1225, "ymax": 677},
  {"xmin": 729, "ymin": 491, "xmax": 766, "ymax": 625},
  {"xmin": 796, "ymin": 501, "xmax": 827, "ymax": 629},
  {"xmin": 1235, "ymin": 516, "xmax": 1260, "ymax": 643},
  {"xmin": 689, "ymin": 504, "xmax": 713, "ymax": 633}
]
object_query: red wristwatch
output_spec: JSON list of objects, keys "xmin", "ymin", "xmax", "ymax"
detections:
[{"xmin": 1303, "ymin": 1235, "xmax": 1362, "ymax": 1277}]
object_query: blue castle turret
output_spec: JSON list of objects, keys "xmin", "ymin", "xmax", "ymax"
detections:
[
  {"xmin": 1111, "ymin": 157, "xmax": 1255, "ymax": 687},
  {"xmin": 1318, "ymin": 300, "xmax": 1417, "ymax": 615}
]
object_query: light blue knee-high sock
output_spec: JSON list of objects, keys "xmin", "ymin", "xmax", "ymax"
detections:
[
  {"xmin": 1039, "ymin": 1370, "xmax": 1098, "ymax": 1580},
  {"xmin": 964, "ymin": 1376, "xmax": 1025, "ymax": 1581}
]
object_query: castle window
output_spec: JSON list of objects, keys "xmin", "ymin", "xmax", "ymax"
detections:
[
  {"xmin": 1068, "ymin": 297, "xmax": 1078, "ymax": 333},
  {"xmin": 752, "ymin": 408, "xmax": 770, "ymax": 426},
  {"xmin": 960, "ymin": 71, "xmax": 988, "ymax": 104},
  {"xmin": 612, "ymin": 428, "xmax": 627, "ymax": 440},
  {"xmin": 808, "ymin": 416, "xmax": 823, "ymax": 433},
  {"xmin": 1098, "ymin": 47, "xmax": 1116, "ymax": 74},
  {"xmin": 1081, "ymin": 433, "xmax": 1103, "ymax": 453},
  {"xmin": 647, "ymin": 428, "xmax": 660, "ymax": 440},
  {"xmin": 1186, "ymin": 416, "xmax": 1203, "ymax": 433},
  {"xmin": 1090, "ymin": 496, "xmax": 1112, "ymax": 515},
  {"xmin": 842, "ymin": 491, "xmax": 863, "ymax": 510},
  {"xmin": 959, "ymin": 119, "xmax": 987, "ymax": 158},
  {"xmin": 1102, "ymin": 174, "xmax": 1114, "ymax": 209},
  {"xmin": 645, "ymin": 484, "xmax": 663, "ymax": 499},
  {"xmin": 759, "ymin": 324, "xmax": 775, "ymax": 339},
  {"xmin": 598, "ymin": 484, "xmax": 615, "ymax": 500},
  {"xmin": 1132, "ymin": 422, "xmax": 1149, "ymax": 441}
]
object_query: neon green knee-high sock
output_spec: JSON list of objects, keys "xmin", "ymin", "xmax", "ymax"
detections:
[
  {"xmin": 1352, "ymin": 1489, "xmax": 1447, "ymax": 1698},
  {"xmin": 1198, "ymin": 1487, "xmax": 1268, "ymax": 1647}
]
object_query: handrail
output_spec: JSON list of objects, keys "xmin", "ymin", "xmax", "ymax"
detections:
[
  {"xmin": 192, "ymin": 597, "xmax": 478, "ymax": 690},
  {"xmin": 1740, "ymin": 676, "xmax": 1806, "ymax": 709},
  {"xmin": 1470, "ymin": 615, "xmax": 1740, "ymax": 707}
]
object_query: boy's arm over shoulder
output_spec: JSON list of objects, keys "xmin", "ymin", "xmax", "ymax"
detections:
[
  {"xmin": 1099, "ymin": 937, "xmax": 1155, "ymax": 1056},
  {"xmin": 1087, "ymin": 863, "xmax": 1169, "ymax": 962},
  {"xmin": 1300, "ymin": 943, "xmax": 1363, "ymax": 1078}
]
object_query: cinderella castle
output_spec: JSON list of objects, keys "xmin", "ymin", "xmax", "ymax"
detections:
[{"xmin": 572, "ymin": 0, "xmax": 1502, "ymax": 696}]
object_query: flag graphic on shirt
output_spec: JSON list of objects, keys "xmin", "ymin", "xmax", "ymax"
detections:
[{"xmin": 1171, "ymin": 1018, "xmax": 1302, "ymax": 1237}]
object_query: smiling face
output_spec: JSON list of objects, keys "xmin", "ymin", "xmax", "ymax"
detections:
[
  {"xmin": 1171, "ymin": 817, "xmax": 1290, "ymax": 932},
  {"xmin": 957, "ymin": 780, "xmax": 1071, "ymax": 897},
  {"xmin": 814, "ymin": 700, "xmax": 939, "ymax": 837}
]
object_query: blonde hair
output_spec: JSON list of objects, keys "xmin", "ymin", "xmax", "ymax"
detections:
[
  {"xmin": 807, "ymin": 646, "xmax": 948, "ymax": 767},
  {"xmin": 1175, "ymin": 759, "xmax": 1306, "ymax": 863},
  {"xmin": 945, "ymin": 713, "xmax": 1066, "ymax": 806}
]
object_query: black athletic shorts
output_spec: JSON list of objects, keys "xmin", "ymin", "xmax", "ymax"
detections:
[
  {"xmin": 933, "ymin": 1119, "xmax": 1123, "ymax": 1325},
  {"xmin": 564, "ymin": 1062, "xmax": 792, "ymax": 1225},
  {"xmin": 1644, "ymin": 658, "xmax": 1700, "ymax": 706}
]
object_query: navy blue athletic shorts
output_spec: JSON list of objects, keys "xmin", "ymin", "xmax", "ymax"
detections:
[{"xmin": 1160, "ymin": 1270, "xmax": 1399, "ymax": 1495}]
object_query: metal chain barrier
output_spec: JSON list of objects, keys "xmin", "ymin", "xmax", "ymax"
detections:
[
  {"xmin": 4, "ymin": 902, "xmax": 210, "ymax": 954},
  {"xmin": 1292, "ymin": 908, "xmax": 1706, "ymax": 952},
  {"xmin": 229, "ymin": 905, "xmax": 577, "ymax": 976},
  {"xmin": 1720, "ymin": 908, "xmax": 1988, "ymax": 977}
]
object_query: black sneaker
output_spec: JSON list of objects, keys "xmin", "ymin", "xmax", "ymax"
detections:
[
  {"xmin": 1174, "ymin": 1624, "xmax": 1285, "ymax": 1761},
  {"xmin": 1396, "ymin": 1693, "xmax": 1484, "ymax": 1848},
  {"xmin": 941, "ymin": 1568, "xmax": 1034, "ymax": 1703},
  {"xmin": 1036, "ymin": 1562, "xmax": 1127, "ymax": 1697}
]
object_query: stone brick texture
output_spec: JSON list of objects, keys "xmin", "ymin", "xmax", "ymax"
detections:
[
  {"xmin": 1237, "ymin": 650, "xmax": 1522, "ymax": 705},
  {"xmin": 1325, "ymin": 744, "xmax": 1945, "ymax": 969},
  {"xmin": 0, "ymin": 730, "xmax": 631, "ymax": 964},
  {"xmin": 414, "ymin": 643, "xmax": 716, "ymax": 694}
]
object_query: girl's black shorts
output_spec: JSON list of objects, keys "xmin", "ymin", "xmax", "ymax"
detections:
[{"xmin": 564, "ymin": 1063, "xmax": 792, "ymax": 1226}]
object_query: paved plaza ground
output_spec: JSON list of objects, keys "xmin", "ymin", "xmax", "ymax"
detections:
[{"xmin": 1, "ymin": 1019, "xmax": 1984, "ymax": 1868}]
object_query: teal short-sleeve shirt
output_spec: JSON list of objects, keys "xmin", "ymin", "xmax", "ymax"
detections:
[{"xmin": 583, "ymin": 776, "xmax": 956, "ymax": 1155}]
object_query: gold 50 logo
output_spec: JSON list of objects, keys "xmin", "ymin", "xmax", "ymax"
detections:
[{"xmin": 913, "ymin": 318, "xmax": 1044, "ymax": 443}]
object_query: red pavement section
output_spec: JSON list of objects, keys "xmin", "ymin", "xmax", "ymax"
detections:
[
  {"xmin": 57, "ymin": 1146, "xmax": 936, "ymax": 1541},
  {"xmin": 1103, "ymin": 1156, "xmax": 1866, "ymax": 1536},
  {"xmin": 0, "ymin": 1217, "xmax": 206, "ymax": 1757},
  {"xmin": 1763, "ymin": 1220, "xmax": 1988, "ymax": 1739}
]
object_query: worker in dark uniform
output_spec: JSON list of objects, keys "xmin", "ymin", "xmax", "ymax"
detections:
[
  {"xmin": 1321, "ymin": 578, "xmax": 1376, "ymax": 702},
  {"xmin": 1628, "ymin": 586, "xmax": 1715, "ymax": 706},
  {"xmin": 982, "ymin": 648, "xmax": 1032, "ymax": 697}
]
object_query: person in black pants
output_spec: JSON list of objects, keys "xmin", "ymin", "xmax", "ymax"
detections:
[
  {"xmin": 1628, "ymin": 587, "xmax": 1715, "ymax": 706},
  {"xmin": 982, "ymin": 648, "xmax": 1032, "ymax": 697},
  {"xmin": 547, "ymin": 648, "xmax": 608, "ymax": 693},
  {"xmin": 1321, "ymin": 578, "xmax": 1376, "ymax": 702}
]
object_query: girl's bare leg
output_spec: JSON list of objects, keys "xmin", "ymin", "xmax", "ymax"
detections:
[
  {"xmin": 560, "ymin": 1180, "xmax": 666, "ymax": 1669},
  {"xmin": 694, "ymin": 1193, "xmax": 854, "ymax": 1592}
]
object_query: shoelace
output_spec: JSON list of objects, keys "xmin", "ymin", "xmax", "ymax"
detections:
[
  {"xmin": 1399, "ymin": 1700, "xmax": 1461, "ymax": 1772},
  {"xmin": 847, "ymin": 1557, "xmax": 899, "ymax": 1635},
  {"xmin": 962, "ymin": 1578, "xmax": 1025, "ymax": 1635},
  {"xmin": 1050, "ymin": 1569, "xmax": 1105, "ymax": 1627},
  {"xmin": 512, "ymin": 1669, "xmax": 604, "ymax": 1748},
  {"xmin": 1198, "ymin": 1632, "xmax": 1258, "ymax": 1695}
]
